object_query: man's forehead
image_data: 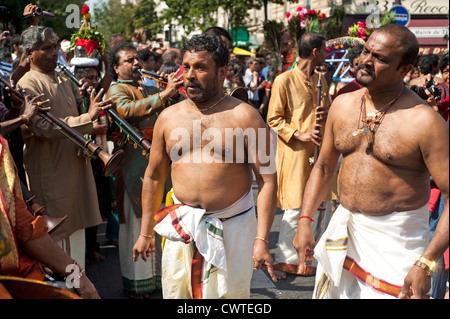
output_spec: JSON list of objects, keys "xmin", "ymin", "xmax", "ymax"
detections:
[
  {"xmin": 366, "ymin": 31, "xmax": 399, "ymax": 52},
  {"xmin": 119, "ymin": 49, "xmax": 138, "ymax": 59},
  {"xmin": 183, "ymin": 49, "xmax": 214, "ymax": 62}
]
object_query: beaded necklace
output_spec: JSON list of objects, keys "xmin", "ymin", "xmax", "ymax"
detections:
[
  {"xmin": 353, "ymin": 87, "xmax": 403, "ymax": 150},
  {"xmin": 353, "ymin": 87, "xmax": 403, "ymax": 137}
]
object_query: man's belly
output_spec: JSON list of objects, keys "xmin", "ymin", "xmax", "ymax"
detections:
[{"xmin": 170, "ymin": 162, "xmax": 253, "ymax": 211}]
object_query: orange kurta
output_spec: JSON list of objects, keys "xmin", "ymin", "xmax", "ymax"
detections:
[{"xmin": 267, "ymin": 66, "xmax": 335, "ymax": 210}]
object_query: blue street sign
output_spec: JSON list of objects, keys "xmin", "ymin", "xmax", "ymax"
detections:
[{"xmin": 390, "ymin": 5, "xmax": 410, "ymax": 27}]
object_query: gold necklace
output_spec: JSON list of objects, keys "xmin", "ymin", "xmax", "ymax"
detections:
[{"xmin": 196, "ymin": 94, "xmax": 227, "ymax": 112}]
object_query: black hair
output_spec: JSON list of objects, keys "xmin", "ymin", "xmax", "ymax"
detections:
[
  {"xmin": 138, "ymin": 48, "xmax": 159, "ymax": 63},
  {"xmin": 181, "ymin": 34, "xmax": 229, "ymax": 70},
  {"xmin": 347, "ymin": 44, "xmax": 364, "ymax": 67},
  {"xmin": 160, "ymin": 61, "xmax": 180, "ymax": 74},
  {"xmin": 418, "ymin": 54, "xmax": 440, "ymax": 74},
  {"xmin": 298, "ymin": 32, "xmax": 327, "ymax": 59},
  {"xmin": 203, "ymin": 26, "xmax": 232, "ymax": 43},
  {"xmin": 108, "ymin": 42, "xmax": 136, "ymax": 81},
  {"xmin": 438, "ymin": 52, "xmax": 449, "ymax": 73}
]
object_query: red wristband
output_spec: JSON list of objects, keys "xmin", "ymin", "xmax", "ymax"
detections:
[{"xmin": 298, "ymin": 216, "xmax": 315, "ymax": 222}]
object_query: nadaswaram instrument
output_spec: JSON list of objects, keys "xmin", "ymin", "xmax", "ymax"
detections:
[
  {"xmin": 309, "ymin": 78, "xmax": 324, "ymax": 166},
  {"xmin": 140, "ymin": 68, "xmax": 187, "ymax": 99},
  {"xmin": 141, "ymin": 69, "xmax": 249, "ymax": 104},
  {"xmin": 58, "ymin": 63, "xmax": 152, "ymax": 157},
  {"xmin": 0, "ymin": 76, "xmax": 124, "ymax": 176}
]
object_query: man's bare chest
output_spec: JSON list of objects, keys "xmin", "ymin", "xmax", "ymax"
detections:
[
  {"xmin": 165, "ymin": 115, "xmax": 253, "ymax": 163},
  {"xmin": 333, "ymin": 113, "xmax": 423, "ymax": 167}
]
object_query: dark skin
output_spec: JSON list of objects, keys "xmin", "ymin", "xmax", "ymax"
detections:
[
  {"xmin": 26, "ymin": 30, "xmax": 111, "ymax": 133},
  {"xmin": 293, "ymin": 30, "xmax": 449, "ymax": 299},
  {"xmin": 133, "ymin": 49, "xmax": 277, "ymax": 282},
  {"xmin": 0, "ymin": 93, "xmax": 50, "ymax": 135}
]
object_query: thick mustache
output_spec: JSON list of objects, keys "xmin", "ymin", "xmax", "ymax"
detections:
[
  {"xmin": 357, "ymin": 64, "xmax": 374, "ymax": 76},
  {"xmin": 132, "ymin": 67, "xmax": 141, "ymax": 72}
]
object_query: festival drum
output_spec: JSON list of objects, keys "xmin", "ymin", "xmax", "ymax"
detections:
[{"xmin": 0, "ymin": 275, "xmax": 81, "ymax": 299}]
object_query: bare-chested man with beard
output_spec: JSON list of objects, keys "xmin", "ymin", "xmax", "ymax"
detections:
[
  {"xmin": 133, "ymin": 34, "xmax": 277, "ymax": 299},
  {"xmin": 293, "ymin": 24, "xmax": 448, "ymax": 299}
]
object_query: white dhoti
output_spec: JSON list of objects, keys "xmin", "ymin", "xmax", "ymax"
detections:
[
  {"xmin": 119, "ymin": 192, "xmax": 162, "ymax": 295},
  {"xmin": 313, "ymin": 204, "xmax": 429, "ymax": 299},
  {"xmin": 155, "ymin": 189, "xmax": 256, "ymax": 299},
  {"xmin": 274, "ymin": 202, "xmax": 333, "ymax": 275}
]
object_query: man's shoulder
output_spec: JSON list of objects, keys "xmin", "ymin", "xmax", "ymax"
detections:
[
  {"xmin": 106, "ymin": 81, "xmax": 136, "ymax": 95},
  {"xmin": 17, "ymin": 69, "xmax": 38, "ymax": 86},
  {"xmin": 273, "ymin": 69, "xmax": 294, "ymax": 84},
  {"xmin": 160, "ymin": 99, "xmax": 187, "ymax": 117}
]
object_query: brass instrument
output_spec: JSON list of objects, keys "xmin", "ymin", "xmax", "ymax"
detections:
[
  {"xmin": 141, "ymin": 70, "xmax": 249, "ymax": 104},
  {"xmin": 58, "ymin": 64, "xmax": 152, "ymax": 157},
  {"xmin": 140, "ymin": 68, "xmax": 187, "ymax": 99},
  {"xmin": 0, "ymin": 77, "xmax": 124, "ymax": 176},
  {"xmin": 20, "ymin": 181, "xmax": 66, "ymax": 233}
]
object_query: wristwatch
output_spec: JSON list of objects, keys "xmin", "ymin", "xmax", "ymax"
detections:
[{"xmin": 414, "ymin": 256, "xmax": 437, "ymax": 276}]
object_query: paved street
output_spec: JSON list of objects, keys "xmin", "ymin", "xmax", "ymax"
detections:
[{"xmin": 85, "ymin": 180, "xmax": 315, "ymax": 300}]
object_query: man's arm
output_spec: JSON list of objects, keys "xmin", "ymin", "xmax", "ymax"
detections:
[
  {"xmin": 400, "ymin": 106, "xmax": 449, "ymax": 299},
  {"xmin": 245, "ymin": 105, "xmax": 277, "ymax": 282},
  {"xmin": 14, "ymin": 181, "xmax": 99, "ymax": 298},
  {"xmin": 293, "ymin": 101, "xmax": 341, "ymax": 271},
  {"xmin": 132, "ymin": 110, "xmax": 170, "ymax": 262}
]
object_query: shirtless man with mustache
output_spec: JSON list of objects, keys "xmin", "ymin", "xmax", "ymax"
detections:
[
  {"xmin": 133, "ymin": 34, "xmax": 277, "ymax": 299},
  {"xmin": 293, "ymin": 24, "xmax": 448, "ymax": 299}
]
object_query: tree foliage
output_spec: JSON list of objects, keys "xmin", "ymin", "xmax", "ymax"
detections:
[
  {"xmin": 93, "ymin": 0, "xmax": 162, "ymax": 45},
  {"xmin": 0, "ymin": 0, "xmax": 85, "ymax": 38}
]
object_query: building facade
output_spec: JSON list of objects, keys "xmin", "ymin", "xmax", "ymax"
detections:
[{"xmin": 150, "ymin": 0, "xmax": 448, "ymax": 55}]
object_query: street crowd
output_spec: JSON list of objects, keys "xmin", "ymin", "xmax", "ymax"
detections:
[{"xmin": 0, "ymin": 3, "xmax": 448, "ymax": 300}]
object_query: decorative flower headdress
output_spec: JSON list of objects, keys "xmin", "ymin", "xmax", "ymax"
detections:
[
  {"xmin": 68, "ymin": 5, "xmax": 107, "ymax": 64},
  {"xmin": 347, "ymin": 21, "xmax": 374, "ymax": 41}
]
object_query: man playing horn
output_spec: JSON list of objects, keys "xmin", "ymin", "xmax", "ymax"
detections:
[
  {"xmin": 17, "ymin": 26, "xmax": 108, "ymax": 269},
  {"xmin": 106, "ymin": 42, "xmax": 181, "ymax": 298}
]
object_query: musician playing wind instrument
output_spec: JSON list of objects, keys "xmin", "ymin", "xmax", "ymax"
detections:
[
  {"xmin": 17, "ymin": 26, "xmax": 108, "ymax": 269},
  {"xmin": 267, "ymin": 32, "xmax": 337, "ymax": 280},
  {"xmin": 106, "ymin": 42, "xmax": 181, "ymax": 298}
]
